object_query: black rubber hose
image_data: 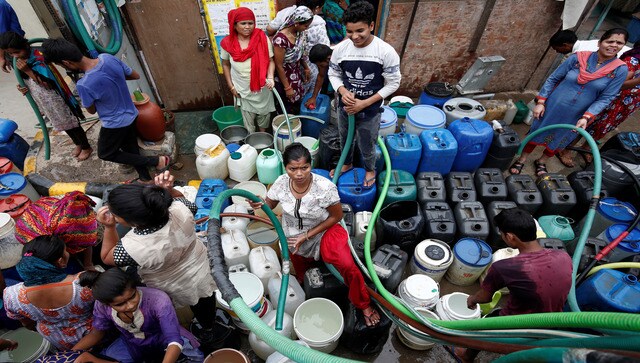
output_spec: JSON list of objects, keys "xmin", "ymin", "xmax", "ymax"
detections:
[{"xmin": 206, "ymin": 218, "xmax": 240, "ymax": 302}]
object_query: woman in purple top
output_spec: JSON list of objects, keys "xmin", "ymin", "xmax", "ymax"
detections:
[{"xmin": 71, "ymin": 268, "xmax": 203, "ymax": 363}]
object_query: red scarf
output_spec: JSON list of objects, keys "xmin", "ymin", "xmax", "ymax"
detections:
[
  {"xmin": 220, "ymin": 7, "xmax": 269, "ymax": 92},
  {"xmin": 576, "ymin": 51, "xmax": 625, "ymax": 85}
]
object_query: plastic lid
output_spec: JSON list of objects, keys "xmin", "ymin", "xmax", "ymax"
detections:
[
  {"xmin": 597, "ymin": 197, "xmax": 637, "ymax": 223},
  {"xmin": 416, "ymin": 239, "xmax": 451, "ymax": 266},
  {"xmin": 227, "ymin": 143, "xmax": 241, "ymax": 153},
  {"xmin": 195, "ymin": 133, "xmax": 221, "ymax": 150},
  {"xmin": 404, "ymin": 274, "xmax": 439, "ymax": 300},
  {"xmin": 406, "ymin": 105, "xmax": 446, "ymax": 128},
  {"xmin": 380, "ymin": 106, "xmax": 398, "ymax": 127},
  {"xmin": 0, "ymin": 194, "xmax": 30, "ymax": 215},
  {"xmin": 453, "ymin": 238, "xmax": 492, "ymax": 267},
  {"xmin": 425, "ymin": 82, "xmax": 454, "ymax": 97},
  {"xmin": 0, "ymin": 157, "xmax": 13, "ymax": 174},
  {"xmin": 0, "ymin": 173, "xmax": 26, "ymax": 196},
  {"xmin": 230, "ymin": 152, "xmax": 242, "ymax": 160},
  {"xmin": 606, "ymin": 224, "xmax": 640, "ymax": 252}
]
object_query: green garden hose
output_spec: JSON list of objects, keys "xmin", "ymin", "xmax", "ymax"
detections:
[
  {"xmin": 12, "ymin": 38, "xmax": 51, "ymax": 160},
  {"xmin": 63, "ymin": 0, "xmax": 123, "ymax": 57}
]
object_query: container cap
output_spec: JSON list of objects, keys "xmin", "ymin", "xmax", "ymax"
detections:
[
  {"xmin": 597, "ymin": 198, "xmax": 637, "ymax": 223},
  {"xmin": 380, "ymin": 106, "xmax": 398, "ymax": 127},
  {"xmin": 230, "ymin": 152, "xmax": 242, "ymax": 160},
  {"xmin": 0, "ymin": 118, "xmax": 18, "ymax": 143},
  {"xmin": 227, "ymin": 143, "xmax": 241, "ymax": 153},
  {"xmin": 453, "ymin": 238, "xmax": 492, "ymax": 267},
  {"xmin": 0, "ymin": 173, "xmax": 26, "ymax": 196},
  {"xmin": 606, "ymin": 224, "xmax": 640, "ymax": 252},
  {"xmin": 406, "ymin": 105, "xmax": 446, "ymax": 129}
]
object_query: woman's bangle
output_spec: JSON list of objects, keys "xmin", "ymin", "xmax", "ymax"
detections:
[
  {"xmin": 229, "ymin": 86, "xmax": 235, "ymax": 91},
  {"xmin": 305, "ymin": 231, "xmax": 309, "ymax": 241},
  {"xmin": 284, "ymin": 85, "xmax": 292, "ymax": 91}
]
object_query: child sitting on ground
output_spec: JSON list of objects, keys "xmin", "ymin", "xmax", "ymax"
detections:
[
  {"xmin": 327, "ymin": 1, "xmax": 401, "ymax": 187},
  {"xmin": 451, "ymin": 208, "xmax": 573, "ymax": 363}
]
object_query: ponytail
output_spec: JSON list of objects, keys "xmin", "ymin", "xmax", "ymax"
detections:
[{"xmin": 79, "ymin": 268, "xmax": 137, "ymax": 304}]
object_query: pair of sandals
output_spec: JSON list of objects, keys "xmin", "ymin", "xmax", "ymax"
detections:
[{"xmin": 510, "ymin": 159, "xmax": 547, "ymax": 177}]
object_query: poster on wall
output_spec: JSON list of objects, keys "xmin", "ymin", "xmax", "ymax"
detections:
[{"xmin": 202, "ymin": 0, "xmax": 276, "ymax": 73}]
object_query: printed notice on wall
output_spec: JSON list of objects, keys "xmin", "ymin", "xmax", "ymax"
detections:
[{"xmin": 201, "ymin": 0, "xmax": 275, "ymax": 73}]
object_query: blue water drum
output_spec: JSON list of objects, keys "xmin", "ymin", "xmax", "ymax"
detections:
[
  {"xmin": 577, "ymin": 269, "xmax": 640, "ymax": 313},
  {"xmin": 448, "ymin": 117, "xmax": 493, "ymax": 172},
  {"xmin": 311, "ymin": 168, "xmax": 332, "ymax": 181},
  {"xmin": 418, "ymin": 82, "xmax": 454, "ymax": 109},
  {"xmin": 418, "ymin": 129, "xmax": 458, "ymax": 175},
  {"xmin": 300, "ymin": 93, "xmax": 330, "ymax": 138},
  {"xmin": 0, "ymin": 119, "xmax": 18, "ymax": 143},
  {"xmin": 196, "ymin": 179, "xmax": 230, "ymax": 211},
  {"xmin": 0, "ymin": 134, "xmax": 29, "ymax": 171},
  {"xmin": 385, "ymin": 133, "xmax": 422, "ymax": 174},
  {"xmin": 597, "ymin": 224, "xmax": 640, "ymax": 262},
  {"xmin": 404, "ymin": 105, "xmax": 446, "ymax": 135},
  {"xmin": 338, "ymin": 168, "xmax": 376, "ymax": 212}
]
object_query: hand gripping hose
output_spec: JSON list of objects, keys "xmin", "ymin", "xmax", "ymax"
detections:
[
  {"xmin": 206, "ymin": 189, "xmax": 361, "ymax": 363},
  {"xmin": 12, "ymin": 38, "xmax": 51, "ymax": 160}
]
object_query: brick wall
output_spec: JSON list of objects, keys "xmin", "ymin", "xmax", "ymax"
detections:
[{"xmin": 383, "ymin": 0, "xmax": 565, "ymax": 96}]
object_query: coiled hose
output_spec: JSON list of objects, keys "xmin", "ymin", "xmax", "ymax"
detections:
[
  {"xmin": 61, "ymin": 0, "xmax": 123, "ymax": 58},
  {"xmin": 12, "ymin": 38, "xmax": 51, "ymax": 160}
]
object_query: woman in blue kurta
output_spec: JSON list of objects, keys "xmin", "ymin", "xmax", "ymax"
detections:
[{"xmin": 510, "ymin": 28, "xmax": 628, "ymax": 176}]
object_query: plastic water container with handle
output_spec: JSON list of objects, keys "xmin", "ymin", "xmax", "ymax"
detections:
[
  {"xmin": 228, "ymin": 144, "xmax": 258, "ymax": 182},
  {"xmin": 221, "ymin": 204, "xmax": 250, "ymax": 233},
  {"xmin": 256, "ymin": 149, "xmax": 283, "ymax": 185},
  {"xmin": 196, "ymin": 143, "xmax": 230, "ymax": 180},
  {"xmin": 267, "ymin": 271, "xmax": 306, "ymax": 317},
  {"xmin": 249, "ymin": 246, "xmax": 281, "ymax": 290},
  {"xmin": 221, "ymin": 229, "xmax": 251, "ymax": 268}
]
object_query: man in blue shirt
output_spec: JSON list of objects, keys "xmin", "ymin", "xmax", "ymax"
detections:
[
  {"xmin": 43, "ymin": 38, "xmax": 169, "ymax": 181},
  {"xmin": 0, "ymin": 0, "xmax": 24, "ymax": 72}
]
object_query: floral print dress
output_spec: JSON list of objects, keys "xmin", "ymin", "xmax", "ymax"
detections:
[
  {"xmin": 273, "ymin": 32, "xmax": 306, "ymax": 110},
  {"xmin": 3, "ymin": 277, "xmax": 94, "ymax": 350},
  {"xmin": 588, "ymin": 56, "xmax": 640, "ymax": 140}
]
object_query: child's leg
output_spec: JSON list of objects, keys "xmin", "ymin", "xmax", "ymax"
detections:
[
  {"xmin": 356, "ymin": 112, "xmax": 381, "ymax": 186},
  {"xmin": 97, "ymin": 123, "xmax": 156, "ymax": 180}
]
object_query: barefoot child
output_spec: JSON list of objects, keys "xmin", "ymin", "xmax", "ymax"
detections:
[{"xmin": 0, "ymin": 32, "xmax": 92, "ymax": 160}]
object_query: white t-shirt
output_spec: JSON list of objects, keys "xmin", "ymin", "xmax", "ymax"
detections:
[{"xmin": 573, "ymin": 39, "xmax": 631, "ymax": 58}]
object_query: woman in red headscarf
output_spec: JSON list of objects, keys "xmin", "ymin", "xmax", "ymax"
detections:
[{"xmin": 221, "ymin": 7, "xmax": 276, "ymax": 132}]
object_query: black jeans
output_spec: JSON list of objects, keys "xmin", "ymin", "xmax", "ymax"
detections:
[
  {"xmin": 65, "ymin": 126, "xmax": 91, "ymax": 150},
  {"xmin": 97, "ymin": 122, "xmax": 157, "ymax": 180}
]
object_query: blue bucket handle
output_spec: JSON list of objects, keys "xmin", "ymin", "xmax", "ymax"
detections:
[{"xmin": 472, "ymin": 239, "xmax": 490, "ymax": 265}]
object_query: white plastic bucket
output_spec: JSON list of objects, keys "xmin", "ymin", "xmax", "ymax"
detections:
[
  {"xmin": 410, "ymin": 239, "xmax": 453, "ymax": 282},
  {"xmin": 294, "ymin": 298, "xmax": 344, "ymax": 353},
  {"xmin": 231, "ymin": 181, "xmax": 267, "ymax": 209},
  {"xmin": 396, "ymin": 308, "xmax": 439, "ymax": 350},
  {"xmin": 379, "ymin": 106, "xmax": 398, "ymax": 137},
  {"xmin": 194, "ymin": 133, "xmax": 221, "ymax": 156},
  {"xmin": 435, "ymin": 293, "xmax": 481, "ymax": 321},
  {"xmin": 215, "ymin": 272, "xmax": 270, "ymax": 332},
  {"xmin": 249, "ymin": 310, "xmax": 296, "ymax": 360},
  {"xmin": 0, "ymin": 213, "xmax": 22, "ymax": 269},
  {"xmin": 479, "ymin": 247, "xmax": 519, "ymax": 294},
  {"xmin": 397, "ymin": 274, "xmax": 440, "ymax": 310},
  {"xmin": 272, "ymin": 115, "xmax": 302, "ymax": 151},
  {"xmin": 296, "ymin": 136, "xmax": 319, "ymax": 166},
  {"xmin": 88, "ymin": 196, "xmax": 103, "ymax": 213},
  {"xmin": 0, "ymin": 173, "xmax": 40, "ymax": 201},
  {"xmin": 404, "ymin": 105, "xmax": 446, "ymax": 135}
]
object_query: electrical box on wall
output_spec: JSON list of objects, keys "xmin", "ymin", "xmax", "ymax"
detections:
[{"xmin": 456, "ymin": 56, "xmax": 506, "ymax": 95}]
